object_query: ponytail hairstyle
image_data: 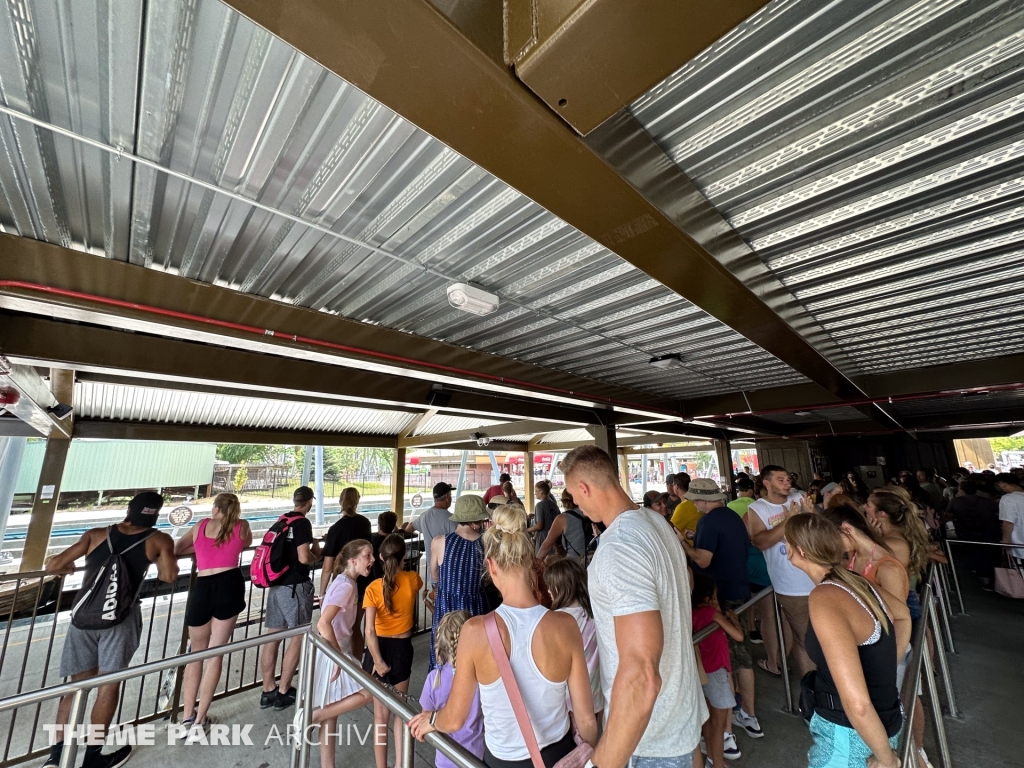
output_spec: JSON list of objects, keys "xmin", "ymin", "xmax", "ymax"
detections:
[
  {"xmin": 560, "ymin": 489, "xmax": 575, "ymax": 512},
  {"xmin": 433, "ymin": 610, "xmax": 470, "ymax": 682},
  {"xmin": 502, "ymin": 481, "xmax": 519, "ymax": 502},
  {"xmin": 212, "ymin": 493, "xmax": 242, "ymax": 547},
  {"xmin": 379, "ymin": 533, "xmax": 406, "ymax": 614},
  {"xmin": 340, "ymin": 487, "xmax": 361, "ymax": 516},
  {"xmin": 483, "ymin": 504, "xmax": 534, "ymax": 576},
  {"xmin": 821, "ymin": 505, "xmax": 893, "ymax": 554},
  {"xmin": 545, "ymin": 558, "xmax": 593, "ymax": 618},
  {"xmin": 869, "ymin": 488, "xmax": 930, "ymax": 577},
  {"xmin": 332, "ymin": 538, "xmax": 372, "ymax": 579},
  {"xmin": 785, "ymin": 514, "xmax": 890, "ymax": 633}
]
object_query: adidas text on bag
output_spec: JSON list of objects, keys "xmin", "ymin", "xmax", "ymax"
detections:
[{"xmin": 71, "ymin": 527, "xmax": 155, "ymax": 631}]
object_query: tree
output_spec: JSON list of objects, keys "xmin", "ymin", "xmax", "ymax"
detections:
[
  {"xmin": 990, "ymin": 437, "xmax": 1024, "ymax": 454},
  {"xmin": 233, "ymin": 461, "xmax": 249, "ymax": 492},
  {"xmin": 217, "ymin": 444, "xmax": 274, "ymax": 464}
]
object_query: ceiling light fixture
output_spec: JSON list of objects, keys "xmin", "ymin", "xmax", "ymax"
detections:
[
  {"xmin": 793, "ymin": 410, "xmax": 812, "ymax": 417},
  {"xmin": 447, "ymin": 283, "xmax": 499, "ymax": 315},
  {"xmin": 649, "ymin": 354, "xmax": 686, "ymax": 370}
]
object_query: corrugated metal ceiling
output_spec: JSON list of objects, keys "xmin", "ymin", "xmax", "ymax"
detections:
[
  {"xmin": 0, "ymin": 0, "xmax": 805, "ymax": 403},
  {"xmin": 631, "ymin": 0, "xmax": 1024, "ymax": 375}
]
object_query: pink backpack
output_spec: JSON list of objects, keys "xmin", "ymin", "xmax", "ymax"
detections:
[{"xmin": 250, "ymin": 512, "xmax": 305, "ymax": 588}]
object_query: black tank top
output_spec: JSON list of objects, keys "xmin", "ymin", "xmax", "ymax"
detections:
[
  {"xmin": 805, "ymin": 580, "xmax": 902, "ymax": 736},
  {"xmin": 83, "ymin": 526, "xmax": 155, "ymax": 604}
]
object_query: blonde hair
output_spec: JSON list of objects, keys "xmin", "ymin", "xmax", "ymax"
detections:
[
  {"xmin": 560, "ymin": 489, "xmax": 575, "ymax": 511},
  {"xmin": 434, "ymin": 610, "xmax": 469, "ymax": 682},
  {"xmin": 785, "ymin": 514, "xmax": 890, "ymax": 633},
  {"xmin": 212, "ymin": 493, "xmax": 242, "ymax": 547},
  {"xmin": 502, "ymin": 481, "xmax": 519, "ymax": 501},
  {"xmin": 483, "ymin": 504, "xmax": 534, "ymax": 574},
  {"xmin": 869, "ymin": 488, "xmax": 930, "ymax": 577},
  {"xmin": 340, "ymin": 487, "xmax": 361, "ymax": 516}
]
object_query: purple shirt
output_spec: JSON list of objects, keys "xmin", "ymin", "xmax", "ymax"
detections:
[{"xmin": 419, "ymin": 663, "xmax": 484, "ymax": 768}]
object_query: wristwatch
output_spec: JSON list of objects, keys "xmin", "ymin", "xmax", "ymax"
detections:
[{"xmin": 429, "ymin": 710, "xmax": 439, "ymax": 727}]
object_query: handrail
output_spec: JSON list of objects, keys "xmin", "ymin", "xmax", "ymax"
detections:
[
  {"xmin": 691, "ymin": 586, "xmax": 773, "ymax": 644},
  {"xmin": 0, "ymin": 626, "xmax": 308, "ymax": 715},
  {"xmin": 897, "ymin": 583, "xmax": 931, "ymax": 767},
  {"xmin": 304, "ymin": 632, "xmax": 485, "ymax": 768},
  {"xmin": 943, "ymin": 538, "xmax": 1022, "ymax": 614}
]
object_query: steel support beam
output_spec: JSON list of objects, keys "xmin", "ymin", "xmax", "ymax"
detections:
[
  {"xmin": 21, "ymin": 368, "xmax": 74, "ymax": 572},
  {"xmin": 75, "ymin": 420, "xmax": 398, "ymax": 448},
  {"xmin": 524, "ymin": 452, "xmax": 535, "ymax": 512},
  {"xmin": 0, "ymin": 313, "xmax": 612, "ymax": 427},
  {"xmin": 506, "ymin": 0, "xmax": 770, "ymax": 135},
  {"xmin": 0, "ymin": 355, "xmax": 72, "ymax": 437},
  {"xmin": 0, "ymin": 436, "xmax": 28, "ymax": 551},
  {"xmin": 0, "ymin": 236, "xmax": 671, "ymax": 415},
  {"xmin": 714, "ymin": 438, "xmax": 733, "ymax": 499},
  {"xmin": 586, "ymin": 423, "xmax": 618, "ymax": 460},
  {"xmin": 218, "ymin": 0, "xmax": 865, "ymax": 405},
  {"xmin": 392, "ymin": 448, "xmax": 407, "ymax": 525},
  {"xmin": 398, "ymin": 419, "xmax": 577, "ymax": 448},
  {"xmin": 404, "ymin": 409, "xmax": 439, "ymax": 438}
]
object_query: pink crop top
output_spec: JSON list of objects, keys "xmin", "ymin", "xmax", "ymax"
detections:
[{"xmin": 193, "ymin": 518, "xmax": 246, "ymax": 570}]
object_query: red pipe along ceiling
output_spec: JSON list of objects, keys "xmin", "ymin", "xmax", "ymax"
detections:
[{"xmin": 0, "ymin": 280, "xmax": 678, "ymax": 416}]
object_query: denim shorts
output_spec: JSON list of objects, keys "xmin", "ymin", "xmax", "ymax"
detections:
[{"xmin": 808, "ymin": 713, "xmax": 900, "ymax": 768}]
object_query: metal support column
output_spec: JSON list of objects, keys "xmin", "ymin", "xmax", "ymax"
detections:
[
  {"xmin": 21, "ymin": 369, "xmax": 74, "ymax": 572},
  {"xmin": 301, "ymin": 446, "xmax": 313, "ymax": 486},
  {"xmin": 392, "ymin": 448, "xmax": 407, "ymax": 524},
  {"xmin": 618, "ymin": 453, "xmax": 630, "ymax": 494},
  {"xmin": 455, "ymin": 451, "xmax": 468, "ymax": 499},
  {"xmin": 714, "ymin": 437, "xmax": 733, "ymax": 498},
  {"xmin": 488, "ymin": 451, "xmax": 500, "ymax": 485},
  {"xmin": 586, "ymin": 421, "xmax": 618, "ymax": 458},
  {"xmin": 314, "ymin": 446, "xmax": 325, "ymax": 526},
  {"xmin": 642, "ymin": 458, "xmax": 648, "ymax": 497},
  {"xmin": 0, "ymin": 436, "xmax": 28, "ymax": 550},
  {"xmin": 524, "ymin": 452, "xmax": 535, "ymax": 512}
]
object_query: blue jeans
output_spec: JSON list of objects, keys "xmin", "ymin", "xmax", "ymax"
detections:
[
  {"xmin": 808, "ymin": 713, "xmax": 900, "ymax": 768},
  {"xmin": 630, "ymin": 755, "xmax": 692, "ymax": 768}
]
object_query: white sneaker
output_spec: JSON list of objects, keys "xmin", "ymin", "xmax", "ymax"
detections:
[
  {"xmin": 699, "ymin": 736, "xmax": 707, "ymax": 755},
  {"xmin": 723, "ymin": 731, "xmax": 741, "ymax": 760},
  {"xmin": 732, "ymin": 708, "xmax": 764, "ymax": 738}
]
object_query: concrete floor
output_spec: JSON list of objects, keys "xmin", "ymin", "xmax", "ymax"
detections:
[{"xmin": 28, "ymin": 566, "xmax": 1022, "ymax": 768}]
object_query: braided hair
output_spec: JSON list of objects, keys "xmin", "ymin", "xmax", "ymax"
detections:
[{"xmin": 433, "ymin": 610, "xmax": 469, "ymax": 684}]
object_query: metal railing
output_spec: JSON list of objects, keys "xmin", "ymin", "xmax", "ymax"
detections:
[
  {"xmin": 0, "ymin": 529, "xmax": 432, "ymax": 767},
  {"xmin": 292, "ymin": 632, "xmax": 485, "ymax": 768},
  {"xmin": 943, "ymin": 539, "xmax": 1023, "ymax": 615}
]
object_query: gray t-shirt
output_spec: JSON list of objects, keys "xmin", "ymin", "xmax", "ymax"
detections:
[
  {"xmin": 534, "ymin": 497, "xmax": 560, "ymax": 554},
  {"xmin": 411, "ymin": 506, "xmax": 457, "ymax": 588},
  {"xmin": 589, "ymin": 507, "xmax": 706, "ymax": 757}
]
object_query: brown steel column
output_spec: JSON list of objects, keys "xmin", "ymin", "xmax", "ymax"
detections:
[
  {"xmin": 392, "ymin": 448, "xmax": 407, "ymax": 526},
  {"xmin": 586, "ymin": 422, "xmax": 618, "ymax": 459},
  {"xmin": 618, "ymin": 452, "xmax": 631, "ymax": 495},
  {"xmin": 524, "ymin": 452, "xmax": 535, "ymax": 513},
  {"xmin": 20, "ymin": 369, "xmax": 74, "ymax": 572},
  {"xmin": 714, "ymin": 438, "xmax": 734, "ymax": 500}
]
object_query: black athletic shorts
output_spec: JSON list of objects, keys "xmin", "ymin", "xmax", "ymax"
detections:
[
  {"xmin": 186, "ymin": 569, "xmax": 246, "ymax": 627},
  {"xmin": 362, "ymin": 636, "xmax": 414, "ymax": 685}
]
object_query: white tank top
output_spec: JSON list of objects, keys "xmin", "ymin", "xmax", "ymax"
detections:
[
  {"xmin": 478, "ymin": 604, "xmax": 571, "ymax": 761},
  {"xmin": 749, "ymin": 494, "xmax": 816, "ymax": 597}
]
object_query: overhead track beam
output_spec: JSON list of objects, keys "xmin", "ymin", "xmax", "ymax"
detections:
[{"xmin": 220, "ymin": 0, "xmax": 866, "ymax": 405}]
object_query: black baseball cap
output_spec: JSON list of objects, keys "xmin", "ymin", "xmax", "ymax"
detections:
[
  {"xmin": 293, "ymin": 486, "xmax": 315, "ymax": 503},
  {"xmin": 432, "ymin": 482, "xmax": 454, "ymax": 499},
  {"xmin": 736, "ymin": 477, "xmax": 755, "ymax": 492},
  {"xmin": 128, "ymin": 492, "xmax": 164, "ymax": 516}
]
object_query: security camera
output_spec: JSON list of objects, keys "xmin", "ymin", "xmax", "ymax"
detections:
[{"xmin": 476, "ymin": 437, "xmax": 491, "ymax": 447}]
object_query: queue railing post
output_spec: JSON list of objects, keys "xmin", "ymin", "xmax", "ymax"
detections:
[
  {"xmin": 936, "ymin": 563, "xmax": 954, "ymax": 619},
  {"xmin": 294, "ymin": 634, "xmax": 314, "ymax": 768},
  {"xmin": 943, "ymin": 541, "xmax": 966, "ymax": 615},
  {"xmin": 771, "ymin": 592, "xmax": 793, "ymax": 713},
  {"xmin": 927, "ymin": 589, "xmax": 959, "ymax": 718},
  {"xmin": 402, "ymin": 721, "xmax": 415, "ymax": 768},
  {"xmin": 57, "ymin": 688, "xmax": 86, "ymax": 768},
  {"xmin": 930, "ymin": 570, "xmax": 956, "ymax": 654},
  {"xmin": 898, "ymin": 583, "xmax": 930, "ymax": 768},
  {"xmin": 922, "ymin": 641, "xmax": 953, "ymax": 768}
]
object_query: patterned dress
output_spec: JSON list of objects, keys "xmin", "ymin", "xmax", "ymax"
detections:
[{"xmin": 431, "ymin": 531, "xmax": 490, "ymax": 668}]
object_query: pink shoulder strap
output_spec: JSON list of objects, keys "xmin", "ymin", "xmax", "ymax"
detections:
[{"xmin": 483, "ymin": 612, "xmax": 546, "ymax": 768}]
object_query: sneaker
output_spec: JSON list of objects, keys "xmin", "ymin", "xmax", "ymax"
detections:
[
  {"xmin": 42, "ymin": 742, "xmax": 62, "ymax": 768},
  {"xmin": 732, "ymin": 709, "xmax": 764, "ymax": 738},
  {"xmin": 82, "ymin": 745, "xmax": 133, "ymax": 768},
  {"xmin": 273, "ymin": 686, "xmax": 297, "ymax": 711},
  {"xmin": 704, "ymin": 759, "xmax": 714, "ymax": 768},
  {"xmin": 260, "ymin": 689, "xmax": 277, "ymax": 709},
  {"xmin": 723, "ymin": 732, "xmax": 741, "ymax": 760},
  {"xmin": 699, "ymin": 736, "xmax": 706, "ymax": 755},
  {"xmin": 749, "ymin": 629, "xmax": 763, "ymax": 644}
]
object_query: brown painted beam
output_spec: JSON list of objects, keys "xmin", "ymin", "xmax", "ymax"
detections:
[
  {"xmin": 75, "ymin": 420, "xmax": 398, "ymax": 448},
  {"xmin": 219, "ymin": 0, "xmax": 864, "ymax": 405},
  {"xmin": 0, "ymin": 313, "xmax": 613, "ymax": 426},
  {"xmin": 0, "ymin": 234, "xmax": 668, "ymax": 413},
  {"xmin": 506, "ymin": 0, "xmax": 771, "ymax": 135}
]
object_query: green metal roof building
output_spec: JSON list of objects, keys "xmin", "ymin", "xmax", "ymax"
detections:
[{"xmin": 16, "ymin": 440, "xmax": 216, "ymax": 495}]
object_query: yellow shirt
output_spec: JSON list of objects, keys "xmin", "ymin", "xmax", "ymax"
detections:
[
  {"xmin": 671, "ymin": 499, "xmax": 702, "ymax": 536},
  {"xmin": 363, "ymin": 570, "xmax": 423, "ymax": 635}
]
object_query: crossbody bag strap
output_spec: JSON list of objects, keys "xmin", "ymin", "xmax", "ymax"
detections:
[{"xmin": 483, "ymin": 612, "xmax": 546, "ymax": 768}]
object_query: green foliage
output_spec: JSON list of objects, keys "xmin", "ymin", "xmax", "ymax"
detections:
[
  {"xmin": 990, "ymin": 437, "xmax": 1024, "ymax": 454},
  {"xmin": 216, "ymin": 444, "xmax": 304, "ymax": 467},
  {"xmin": 324, "ymin": 447, "xmax": 394, "ymax": 476},
  {"xmin": 233, "ymin": 461, "xmax": 249, "ymax": 491}
]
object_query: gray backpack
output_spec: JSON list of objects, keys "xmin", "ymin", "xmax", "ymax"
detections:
[{"xmin": 71, "ymin": 527, "xmax": 154, "ymax": 630}]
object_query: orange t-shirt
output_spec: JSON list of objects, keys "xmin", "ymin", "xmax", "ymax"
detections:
[{"xmin": 363, "ymin": 570, "xmax": 423, "ymax": 635}]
